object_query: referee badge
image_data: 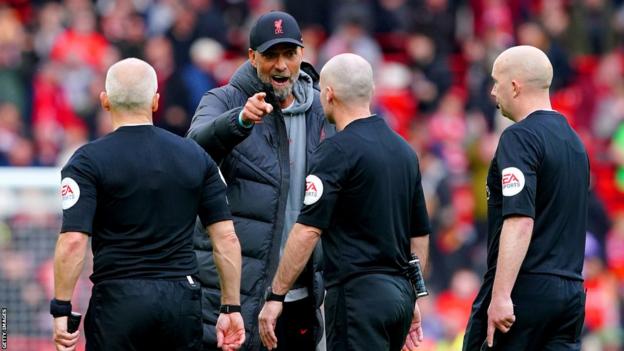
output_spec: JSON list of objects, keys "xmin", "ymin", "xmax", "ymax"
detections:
[
  {"xmin": 61, "ymin": 177, "xmax": 81, "ymax": 209},
  {"xmin": 501, "ymin": 167, "xmax": 525, "ymax": 196},
  {"xmin": 303, "ymin": 174, "xmax": 323, "ymax": 205}
]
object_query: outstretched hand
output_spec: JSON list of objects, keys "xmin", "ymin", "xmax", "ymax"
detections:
[{"xmin": 216, "ymin": 312, "xmax": 246, "ymax": 350}]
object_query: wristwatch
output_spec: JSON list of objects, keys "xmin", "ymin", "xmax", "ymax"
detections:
[{"xmin": 265, "ymin": 286, "xmax": 286, "ymax": 302}]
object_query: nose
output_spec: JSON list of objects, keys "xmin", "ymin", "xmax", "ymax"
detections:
[{"xmin": 275, "ymin": 54, "xmax": 287, "ymax": 71}]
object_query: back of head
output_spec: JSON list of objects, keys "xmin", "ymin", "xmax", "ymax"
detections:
[
  {"xmin": 494, "ymin": 45, "xmax": 553, "ymax": 92},
  {"xmin": 105, "ymin": 58, "xmax": 158, "ymax": 111},
  {"xmin": 320, "ymin": 53, "xmax": 374, "ymax": 105}
]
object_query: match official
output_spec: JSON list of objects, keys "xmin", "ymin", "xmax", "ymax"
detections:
[
  {"xmin": 258, "ymin": 53, "xmax": 431, "ymax": 351},
  {"xmin": 51, "ymin": 58, "xmax": 245, "ymax": 351},
  {"xmin": 463, "ymin": 46, "xmax": 589, "ymax": 350}
]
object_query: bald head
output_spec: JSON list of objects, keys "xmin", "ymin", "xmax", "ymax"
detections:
[
  {"xmin": 320, "ymin": 53, "xmax": 374, "ymax": 105},
  {"xmin": 493, "ymin": 45, "xmax": 553, "ymax": 91},
  {"xmin": 105, "ymin": 58, "xmax": 158, "ymax": 111}
]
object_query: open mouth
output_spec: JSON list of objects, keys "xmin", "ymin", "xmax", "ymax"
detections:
[{"xmin": 271, "ymin": 75, "xmax": 290, "ymax": 86}]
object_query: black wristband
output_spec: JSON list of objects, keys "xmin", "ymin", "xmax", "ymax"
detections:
[
  {"xmin": 219, "ymin": 304, "xmax": 241, "ymax": 314},
  {"xmin": 265, "ymin": 287, "xmax": 286, "ymax": 302},
  {"xmin": 50, "ymin": 298, "xmax": 72, "ymax": 318}
]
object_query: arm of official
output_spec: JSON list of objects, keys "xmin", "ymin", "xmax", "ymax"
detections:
[
  {"xmin": 207, "ymin": 220, "xmax": 242, "ymax": 305},
  {"xmin": 53, "ymin": 147, "xmax": 98, "ymax": 350},
  {"xmin": 56, "ymin": 148, "xmax": 97, "ymax": 302},
  {"xmin": 272, "ymin": 223, "xmax": 322, "ymax": 295},
  {"xmin": 52, "ymin": 232, "xmax": 88, "ymax": 351},
  {"xmin": 197, "ymin": 149, "xmax": 245, "ymax": 349},
  {"xmin": 491, "ymin": 216, "xmax": 534, "ymax": 300},
  {"xmin": 197, "ymin": 150, "xmax": 240, "ymax": 303},
  {"xmin": 486, "ymin": 216, "xmax": 533, "ymax": 346},
  {"xmin": 486, "ymin": 128, "xmax": 541, "ymax": 346},
  {"xmin": 54, "ymin": 232, "xmax": 89, "ymax": 301},
  {"xmin": 258, "ymin": 224, "xmax": 321, "ymax": 350},
  {"xmin": 206, "ymin": 220, "xmax": 244, "ymax": 351},
  {"xmin": 187, "ymin": 87, "xmax": 253, "ymax": 163}
]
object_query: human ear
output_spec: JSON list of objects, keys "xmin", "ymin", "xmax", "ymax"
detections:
[
  {"xmin": 100, "ymin": 92, "xmax": 110, "ymax": 111},
  {"xmin": 249, "ymin": 49, "xmax": 257, "ymax": 67}
]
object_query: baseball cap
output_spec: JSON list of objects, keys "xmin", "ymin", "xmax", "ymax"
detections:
[{"xmin": 250, "ymin": 11, "xmax": 304, "ymax": 53}]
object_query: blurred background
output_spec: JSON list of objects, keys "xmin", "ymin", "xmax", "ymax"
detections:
[{"xmin": 0, "ymin": 0, "xmax": 623, "ymax": 350}]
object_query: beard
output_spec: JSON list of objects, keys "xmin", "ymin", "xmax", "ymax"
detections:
[
  {"xmin": 256, "ymin": 70, "xmax": 298, "ymax": 102},
  {"xmin": 273, "ymin": 84, "xmax": 293, "ymax": 102}
]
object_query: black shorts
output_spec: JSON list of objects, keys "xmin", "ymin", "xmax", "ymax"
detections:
[
  {"xmin": 463, "ymin": 274, "xmax": 585, "ymax": 351},
  {"xmin": 85, "ymin": 278, "xmax": 202, "ymax": 351},
  {"xmin": 325, "ymin": 273, "xmax": 415, "ymax": 351}
]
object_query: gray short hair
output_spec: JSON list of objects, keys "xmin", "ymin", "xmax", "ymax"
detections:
[
  {"xmin": 105, "ymin": 58, "xmax": 158, "ymax": 110},
  {"xmin": 320, "ymin": 53, "xmax": 374, "ymax": 104}
]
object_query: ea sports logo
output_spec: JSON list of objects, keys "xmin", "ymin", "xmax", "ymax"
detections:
[
  {"xmin": 502, "ymin": 173, "xmax": 519, "ymax": 185},
  {"xmin": 501, "ymin": 167, "xmax": 525, "ymax": 197},
  {"xmin": 61, "ymin": 177, "xmax": 81, "ymax": 209},
  {"xmin": 61, "ymin": 184, "xmax": 74, "ymax": 196},
  {"xmin": 303, "ymin": 175, "xmax": 323, "ymax": 205}
]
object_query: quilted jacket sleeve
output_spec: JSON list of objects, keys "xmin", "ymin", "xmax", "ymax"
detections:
[{"xmin": 186, "ymin": 85, "xmax": 252, "ymax": 163}]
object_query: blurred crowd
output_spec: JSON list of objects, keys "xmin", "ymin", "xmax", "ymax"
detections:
[{"xmin": 1, "ymin": 0, "xmax": 624, "ymax": 349}]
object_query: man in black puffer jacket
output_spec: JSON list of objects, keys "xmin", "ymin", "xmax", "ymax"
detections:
[{"xmin": 187, "ymin": 11, "xmax": 332, "ymax": 351}]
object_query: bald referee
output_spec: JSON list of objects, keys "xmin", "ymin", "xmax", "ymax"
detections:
[
  {"xmin": 462, "ymin": 46, "xmax": 589, "ymax": 350},
  {"xmin": 258, "ymin": 53, "xmax": 431, "ymax": 351},
  {"xmin": 51, "ymin": 58, "xmax": 245, "ymax": 351}
]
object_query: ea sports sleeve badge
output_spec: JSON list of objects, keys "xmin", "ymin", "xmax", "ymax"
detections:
[
  {"xmin": 303, "ymin": 174, "xmax": 323, "ymax": 205},
  {"xmin": 61, "ymin": 177, "xmax": 81, "ymax": 209},
  {"xmin": 501, "ymin": 167, "xmax": 525, "ymax": 196}
]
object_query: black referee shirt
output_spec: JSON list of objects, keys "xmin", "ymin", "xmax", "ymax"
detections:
[
  {"xmin": 60, "ymin": 125, "xmax": 231, "ymax": 284},
  {"xmin": 297, "ymin": 115, "xmax": 431, "ymax": 288},
  {"xmin": 485, "ymin": 110, "xmax": 589, "ymax": 282}
]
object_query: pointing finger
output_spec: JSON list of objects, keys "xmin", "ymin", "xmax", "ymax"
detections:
[
  {"xmin": 486, "ymin": 320, "xmax": 495, "ymax": 347},
  {"xmin": 255, "ymin": 92, "xmax": 266, "ymax": 102}
]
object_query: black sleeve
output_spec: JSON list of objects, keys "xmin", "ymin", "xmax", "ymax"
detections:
[
  {"xmin": 60, "ymin": 148, "xmax": 98, "ymax": 235},
  {"xmin": 198, "ymin": 152, "xmax": 232, "ymax": 227},
  {"xmin": 186, "ymin": 87, "xmax": 253, "ymax": 163},
  {"xmin": 411, "ymin": 158, "xmax": 431, "ymax": 236},
  {"xmin": 496, "ymin": 128, "xmax": 541, "ymax": 219},
  {"xmin": 297, "ymin": 140, "xmax": 349, "ymax": 230}
]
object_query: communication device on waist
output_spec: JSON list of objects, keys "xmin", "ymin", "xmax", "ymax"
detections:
[
  {"xmin": 407, "ymin": 254, "xmax": 429, "ymax": 298},
  {"xmin": 67, "ymin": 312, "xmax": 82, "ymax": 333}
]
